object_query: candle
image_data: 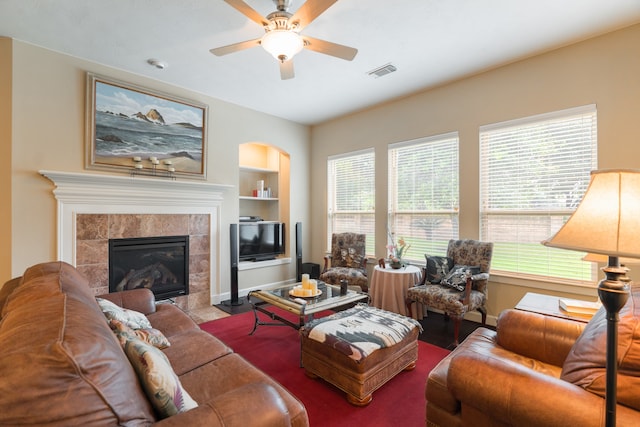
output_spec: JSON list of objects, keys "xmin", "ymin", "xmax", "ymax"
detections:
[
  {"xmin": 303, "ymin": 289, "xmax": 312, "ymax": 297},
  {"xmin": 310, "ymin": 280, "xmax": 318, "ymax": 293},
  {"xmin": 132, "ymin": 156, "xmax": 141, "ymax": 162},
  {"xmin": 134, "ymin": 164, "xmax": 143, "ymax": 169},
  {"xmin": 149, "ymin": 156, "xmax": 157, "ymax": 162},
  {"xmin": 302, "ymin": 274, "xmax": 310, "ymax": 289}
]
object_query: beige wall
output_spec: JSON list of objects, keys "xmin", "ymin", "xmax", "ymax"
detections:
[
  {"xmin": 0, "ymin": 38, "xmax": 11, "ymax": 284},
  {"xmin": 3, "ymin": 40, "xmax": 311, "ymax": 297},
  {"xmin": 5, "ymin": 24, "xmax": 640, "ymax": 317},
  {"xmin": 309, "ymin": 24, "xmax": 640, "ymax": 323}
]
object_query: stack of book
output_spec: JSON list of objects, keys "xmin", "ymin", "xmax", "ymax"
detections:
[{"xmin": 559, "ymin": 298, "xmax": 602, "ymax": 316}]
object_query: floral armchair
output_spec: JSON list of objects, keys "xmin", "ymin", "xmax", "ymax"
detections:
[
  {"xmin": 319, "ymin": 233, "xmax": 368, "ymax": 292},
  {"xmin": 406, "ymin": 239, "xmax": 493, "ymax": 346}
]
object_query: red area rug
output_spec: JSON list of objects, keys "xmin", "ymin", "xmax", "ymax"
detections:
[{"xmin": 199, "ymin": 308, "xmax": 450, "ymax": 427}]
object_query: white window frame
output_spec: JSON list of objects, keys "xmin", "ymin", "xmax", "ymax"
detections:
[
  {"xmin": 388, "ymin": 132, "xmax": 459, "ymax": 262},
  {"xmin": 479, "ymin": 104, "xmax": 598, "ymax": 284},
  {"xmin": 327, "ymin": 148, "xmax": 375, "ymax": 255}
]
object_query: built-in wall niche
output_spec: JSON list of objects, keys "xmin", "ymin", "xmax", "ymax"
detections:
[
  {"xmin": 239, "ymin": 143, "xmax": 290, "ymax": 227},
  {"xmin": 239, "ymin": 167, "xmax": 279, "ymax": 221}
]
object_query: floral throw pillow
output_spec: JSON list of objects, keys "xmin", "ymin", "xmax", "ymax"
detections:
[
  {"xmin": 96, "ymin": 297, "xmax": 152, "ymax": 330},
  {"xmin": 441, "ymin": 265, "xmax": 481, "ymax": 292},
  {"xmin": 122, "ymin": 336, "xmax": 198, "ymax": 418},
  {"xmin": 109, "ymin": 318, "xmax": 171, "ymax": 349},
  {"xmin": 425, "ymin": 255, "xmax": 454, "ymax": 284}
]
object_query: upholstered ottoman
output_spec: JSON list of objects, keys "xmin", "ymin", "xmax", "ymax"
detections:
[{"xmin": 300, "ymin": 304, "xmax": 421, "ymax": 406}]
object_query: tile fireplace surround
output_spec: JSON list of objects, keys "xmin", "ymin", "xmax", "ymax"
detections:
[{"xmin": 40, "ymin": 170, "xmax": 231, "ymax": 311}]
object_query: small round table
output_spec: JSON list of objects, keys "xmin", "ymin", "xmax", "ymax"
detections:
[{"xmin": 369, "ymin": 265, "xmax": 424, "ymax": 319}]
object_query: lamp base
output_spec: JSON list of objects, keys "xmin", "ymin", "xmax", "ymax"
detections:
[{"xmin": 597, "ymin": 262, "xmax": 630, "ymax": 427}]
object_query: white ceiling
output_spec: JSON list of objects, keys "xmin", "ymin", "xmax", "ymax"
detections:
[{"xmin": 2, "ymin": 0, "xmax": 640, "ymax": 125}]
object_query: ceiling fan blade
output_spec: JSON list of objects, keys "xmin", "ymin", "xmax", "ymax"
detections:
[
  {"xmin": 280, "ymin": 59, "xmax": 295, "ymax": 80},
  {"xmin": 290, "ymin": 0, "xmax": 338, "ymax": 31},
  {"xmin": 209, "ymin": 38, "xmax": 261, "ymax": 56},
  {"xmin": 224, "ymin": 0, "xmax": 269, "ymax": 27},
  {"xmin": 302, "ymin": 36, "xmax": 357, "ymax": 61}
]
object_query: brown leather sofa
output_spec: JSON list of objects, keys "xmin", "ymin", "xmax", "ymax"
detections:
[
  {"xmin": 0, "ymin": 262, "xmax": 309, "ymax": 426},
  {"xmin": 426, "ymin": 286, "xmax": 640, "ymax": 427}
]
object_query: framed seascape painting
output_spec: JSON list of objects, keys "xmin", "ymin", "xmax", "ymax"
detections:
[{"xmin": 86, "ymin": 73, "xmax": 208, "ymax": 179}]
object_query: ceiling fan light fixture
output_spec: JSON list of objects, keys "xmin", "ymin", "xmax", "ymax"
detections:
[{"xmin": 261, "ymin": 29, "xmax": 304, "ymax": 62}]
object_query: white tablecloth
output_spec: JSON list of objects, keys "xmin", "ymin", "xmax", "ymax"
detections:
[{"xmin": 369, "ymin": 265, "xmax": 425, "ymax": 319}]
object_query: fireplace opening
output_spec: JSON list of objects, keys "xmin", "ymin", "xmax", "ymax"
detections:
[{"xmin": 109, "ymin": 235, "xmax": 189, "ymax": 301}]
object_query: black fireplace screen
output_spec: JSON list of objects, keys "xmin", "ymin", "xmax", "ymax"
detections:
[{"xmin": 109, "ymin": 235, "xmax": 189, "ymax": 301}]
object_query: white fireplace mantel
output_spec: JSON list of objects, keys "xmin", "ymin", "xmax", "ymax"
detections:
[
  {"xmin": 40, "ymin": 170, "xmax": 233, "ymax": 304},
  {"xmin": 40, "ymin": 170, "xmax": 233, "ymax": 207}
]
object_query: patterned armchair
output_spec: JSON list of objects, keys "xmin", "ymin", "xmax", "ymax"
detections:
[
  {"xmin": 406, "ymin": 239, "xmax": 493, "ymax": 346},
  {"xmin": 319, "ymin": 233, "xmax": 368, "ymax": 292}
]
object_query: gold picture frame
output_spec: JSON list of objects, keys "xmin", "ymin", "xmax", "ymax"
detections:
[{"xmin": 86, "ymin": 73, "xmax": 208, "ymax": 179}]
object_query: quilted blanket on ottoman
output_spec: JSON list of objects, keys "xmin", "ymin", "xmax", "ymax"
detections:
[{"xmin": 300, "ymin": 304, "xmax": 421, "ymax": 363}]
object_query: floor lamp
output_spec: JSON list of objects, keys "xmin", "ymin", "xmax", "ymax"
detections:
[{"xmin": 544, "ymin": 169, "xmax": 640, "ymax": 427}]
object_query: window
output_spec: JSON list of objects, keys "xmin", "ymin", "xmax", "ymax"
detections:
[
  {"xmin": 388, "ymin": 133, "xmax": 459, "ymax": 262},
  {"xmin": 480, "ymin": 105, "xmax": 598, "ymax": 282},
  {"xmin": 327, "ymin": 149, "xmax": 375, "ymax": 254}
]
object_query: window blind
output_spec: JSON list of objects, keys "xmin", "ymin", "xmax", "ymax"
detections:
[
  {"xmin": 479, "ymin": 105, "xmax": 598, "ymax": 282},
  {"xmin": 327, "ymin": 149, "xmax": 375, "ymax": 254},
  {"xmin": 388, "ymin": 133, "xmax": 459, "ymax": 261}
]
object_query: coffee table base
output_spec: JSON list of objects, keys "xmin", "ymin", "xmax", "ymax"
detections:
[
  {"xmin": 247, "ymin": 284, "xmax": 369, "ymax": 334},
  {"xmin": 248, "ymin": 300, "xmax": 306, "ymax": 335}
]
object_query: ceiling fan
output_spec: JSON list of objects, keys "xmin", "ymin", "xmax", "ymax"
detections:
[{"xmin": 210, "ymin": 0, "xmax": 358, "ymax": 80}]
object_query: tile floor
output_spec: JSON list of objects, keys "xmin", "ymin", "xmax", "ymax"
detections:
[{"xmin": 186, "ymin": 305, "xmax": 230, "ymax": 324}]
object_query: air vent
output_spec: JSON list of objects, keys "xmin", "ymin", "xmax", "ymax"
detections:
[{"xmin": 367, "ymin": 63, "xmax": 397, "ymax": 78}]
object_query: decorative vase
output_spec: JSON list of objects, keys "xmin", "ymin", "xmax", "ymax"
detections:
[{"xmin": 390, "ymin": 259, "xmax": 402, "ymax": 269}]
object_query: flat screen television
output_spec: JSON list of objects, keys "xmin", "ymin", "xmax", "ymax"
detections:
[{"xmin": 238, "ymin": 222, "xmax": 285, "ymax": 261}]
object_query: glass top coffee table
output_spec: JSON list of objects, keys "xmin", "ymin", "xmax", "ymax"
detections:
[{"xmin": 247, "ymin": 281, "xmax": 369, "ymax": 334}]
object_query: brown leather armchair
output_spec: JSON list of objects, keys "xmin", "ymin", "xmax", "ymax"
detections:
[{"xmin": 426, "ymin": 288, "xmax": 640, "ymax": 427}]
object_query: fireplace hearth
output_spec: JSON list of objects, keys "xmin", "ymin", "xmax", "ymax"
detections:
[{"xmin": 109, "ymin": 235, "xmax": 189, "ymax": 301}]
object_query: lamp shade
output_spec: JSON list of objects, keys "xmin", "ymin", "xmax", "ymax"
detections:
[
  {"xmin": 582, "ymin": 253, "xmax": 640, "ymax": 265},
  {"xmin": 543, "ymin": 169, "xmax": 640, "ymax": 259},
  {"xmin": 261, "ymin": 30, "xmax": 304, "ymax": 61}
]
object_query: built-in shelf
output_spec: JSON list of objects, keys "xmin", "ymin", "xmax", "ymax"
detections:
[
  {"xmin": 238, "ymin": 257, "xmax": 292, "ymax": 271},
  {"xmin": 239, "ymin": 143, "xmax": 290, "ymax": 262},
  {"xmin": 240, "ymin": 166, "xmax": 278, "ymax": 173},
  {"xmin": 239, "ymin": 144, "xmax": 287, "ymax": 223},
  {"xmin": 239, "ymin": 196, "xmax": 279, "ymax": 201}
]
